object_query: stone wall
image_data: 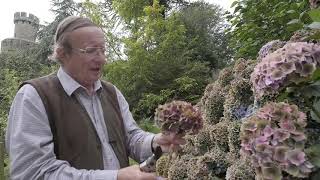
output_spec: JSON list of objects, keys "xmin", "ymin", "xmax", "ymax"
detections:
[{"xmin": 1, "ymin": 38, "xmax": 36, "ymax": 52}]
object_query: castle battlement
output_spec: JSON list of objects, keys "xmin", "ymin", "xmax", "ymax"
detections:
[
  {"xmin": 14, "ymin": 12, "xmax": 39, "ymax": 25},
  {"xmin": 1, "ymin": 12, "xmax": 39, "ymax": 52}
]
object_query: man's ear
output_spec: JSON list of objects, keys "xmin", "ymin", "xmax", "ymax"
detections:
[{"xmin": 56, "ymin": 47, "xmax": 68, "ymax": 63}]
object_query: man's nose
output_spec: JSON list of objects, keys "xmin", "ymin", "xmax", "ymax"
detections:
[
  {"xmin": 96, "ymin": 49, "xmax": 106, "ymax": 56},
  {"xmin": 94, "ymin": 51, "xmax": 107, "ymax": 63}
]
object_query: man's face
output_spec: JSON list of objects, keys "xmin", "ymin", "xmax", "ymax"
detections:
[{"xmin": 62, "ymin": 26, "xmax": 106, "ymax": 88}]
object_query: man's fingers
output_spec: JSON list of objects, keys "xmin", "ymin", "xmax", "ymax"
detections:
[
  {"xmin": 173, "ymin": 137, "xmax": 186, "ymax": 145},
  {"xmin": 171, "ymin": 144, "xmax": 182, "ymax": 151},
  {"xmin": 156, "ymin": 176, "xmax": 167, "ymax": 180},
  {"xmin": 156, "ymin": 133, "xmax": 186, "ymax": 146}
]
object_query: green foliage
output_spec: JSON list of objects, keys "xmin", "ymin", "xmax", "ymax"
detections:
[
  {"xmin": 92, "ymin": 0, "xmax": 231, "ymax": 122},
  {"xmin": 288, "ymin": 5, "xmax": 320, "ymax": 31},
  {"xmin": 178, "ymin": 1, "xmax": 233, "ymax": 69},
  {"xmin": 0, "ymin": 69, "xmax": 19, "ymax": 132},
  {"xmin": 113, "ymin": 0, "xmax": 151, "ymax": 26},
  {"xmin": 79, "ymin": 0, "xmax": 125, "ymax": 61},
  {"xmin": 133, "ymin": 90, "xmax": 173, "ymax": 119},
  {"xmin": 34, "ymin": 0, "xmax": 80, "ymax": 63},
  {"xmin": 80, "ymin": 0, "xmax": 105, "ymax": 26},
  {"xmin": 305, "ymin": 144, "xmax": 320, "ymax": 168},
  {"xmin": 173, "ymin": 76, "xmax": 201, "ymax": 101},
  {"xmin": 0, "ymin": 49, "xmax": 56, "ymax": 135},
  {"xmin": 309, "ymin": 8, "xmax": 320, "ymax": 22},
  {"xmin": 0, "ymin": 50, "xmax": 57, "ymax": 136},
  {"xmin": 138, "ymin": 118, "xmax": 160, "ymax": 134},
  {"xmin": 227, "ymin": 0, "xmax": 310, "ymax": 59},
  {"xmin": 112, "ymin": 0, "xmax": 189, "ymax": 29},
  {"xmin": 105, "ymin": 0, "xmax": 211, "ymax": 121}
]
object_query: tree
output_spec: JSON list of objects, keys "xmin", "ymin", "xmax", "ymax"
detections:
[
  {"xmin": 34, "ymin": 0, "xmax": 81, "ymax": 63},
  {"xmin": 112, "ymin": 0, "xmax": 188, "ymax": 22},
  {"xmin": 104, "ymin": 1, "xmax": 210, "ymax": 120},
  {"xmin": 0, "ymin": 0, "xmax": 78, "ymax": 134},
  {"xmin": 227, "ymin": 0, "xmax": 310, "ymax": 59},
  {"xmin": 178, "ymin": 1, "xmax": 233, "ymax": 69},
  {"xmin": 79, "ymin": 0, "xmax": 126, "ymax": 61}
]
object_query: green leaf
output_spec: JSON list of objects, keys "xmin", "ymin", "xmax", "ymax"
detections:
[
  {"xmin": 287, "ymin": 19, "xmax": 300, "ymax": 25},
  {"xmin": 287, "ymin": 10, "xmax": 296, "ymax": 14},
  {"xmin": 308, "ymin": 22, "xmax": 320, "ymax": 29},
  {"xmin": 234, "ymin": 5, "xmax": 243, "ymax": 14},
  {"xmin": 274, "ymin": 2, "xmax": 286, "ymax": 10},
  {"xmin": 296, "ymin": 2, "xmax": 305, "ymax": 9},
  {"xmin": 300, "ymin": 84, "xmax": 320, "ymax": 98},
  {"xmin": 311, "ymin": 170, "xmax": 320, "ymax": 180},
  {"xmin": 230, "ymin": 1, "xmax": 238, "ymax": 8},
  {"xmin": 311, "ymin": 99, "xmax": 320, "ymax": 123},
  {"xmin": 299, "ymin": 11, "xmax": 313, "ymax": 24},
  {"xmin": 308, "ymin": 9, "xmax": 320, "ymax": 22},
  {"xmin": 305, "ymin": 144, "xmax": 320, "ymax": 168},
  {"xmin": 276, "ymin": 90, "xmax": 289, "ymax": 101},
  {"xmin": 287, "ymin": 19, "xmax": 303, "ymax": 31},
  {"xmin": 312, "ymin": 69, "xmax": 320, "ymax": 81}
]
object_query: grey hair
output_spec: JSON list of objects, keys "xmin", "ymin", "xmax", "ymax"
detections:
[{"xmin": 49, "ymin": 16, "xmax": 98, "ymax": 63}]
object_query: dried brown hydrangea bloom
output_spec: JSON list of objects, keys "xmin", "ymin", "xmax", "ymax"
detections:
[{"xmin": 155, "ymin": 100, "xmax": 203, "ymax": 135}]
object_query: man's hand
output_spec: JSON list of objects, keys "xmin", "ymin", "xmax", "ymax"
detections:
[
  {"xmin": 153, "ymin": 132, "xmax": 186, "ymax": 153},
  {"xmin": 117, "ymin": 165, "xmax": 163, "ymax": 180}
]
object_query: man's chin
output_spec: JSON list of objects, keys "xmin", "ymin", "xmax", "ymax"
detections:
[
  {"xmin": 89, "ymin": 75, "xmax": 101, "ymax": 82},
  {"xmin": 90, "ymin": 71, "xmax": 101, "ymax": 78}
]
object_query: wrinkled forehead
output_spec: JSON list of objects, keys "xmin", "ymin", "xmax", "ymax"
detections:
[
  {"xmin": 68, "ymin": 27, "xmax": 106, "ymax": 47},
  {"xmin": 55, "ymin": 16, "xmax": 97, "ymax": 44}
]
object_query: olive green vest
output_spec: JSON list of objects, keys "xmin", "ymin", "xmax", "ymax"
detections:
[{"xmin": 21, "ymin": 74, "xmax": 129, "ymax": 170}]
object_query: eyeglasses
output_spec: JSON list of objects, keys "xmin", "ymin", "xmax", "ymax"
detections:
[{"xmin": 72, "ymin": 46, "xmax": 107, "ymax": 57}]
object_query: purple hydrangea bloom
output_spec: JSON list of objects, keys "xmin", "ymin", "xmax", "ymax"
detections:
[{"xmin": 251, "ymin": 42, "xmax": 320, "ymax": 99}]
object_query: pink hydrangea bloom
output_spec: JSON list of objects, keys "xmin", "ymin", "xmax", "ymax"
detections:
[
  {"xmin": 240, "ymin": 102, "xmax": 313, "ymax": 179},
  {"xmin": 251, "ymin": 42, "xmax": 320, "ymax": 99}
]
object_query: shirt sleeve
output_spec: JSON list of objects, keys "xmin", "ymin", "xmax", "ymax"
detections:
[
  {"xmin": 114, "ymin": 86, "xmax": 155, "ymax": 163},
  {"xmin": 5, "ymin": 84, "xmax": 118, "ymax": 180}
]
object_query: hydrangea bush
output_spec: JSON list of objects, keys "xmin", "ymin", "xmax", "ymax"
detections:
[
  {"xmin": 156, "ymin": 41, "xmax": 320, "ymax": 179},
  {"xmin": 154, "ymin": 2, "xmax": 320, "ymax": 179},
  {"xmin": 155, "ymin": 59, "xmax": 257, "ymax": 180},
  {"xmin": 240, "ymin": 102, "xmax": 313, "ymax": 179}
]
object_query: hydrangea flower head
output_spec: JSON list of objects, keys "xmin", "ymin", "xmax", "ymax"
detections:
[
  {"xmin": 258, "ymin": 40, "xmax": 286, "ymax": 60},
  {"xmin": 155, "ymin": 100, "xmax": 203, "ymax": 135},
  {"xmin": 251, "ymin": 42, "xmax": 320, "ymax": 99},
  {"xmin": 240, "ymin": 102, "xmax": 313, "ymax": 179}
]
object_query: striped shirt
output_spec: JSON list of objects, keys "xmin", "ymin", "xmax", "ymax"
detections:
[{"xmin": 5, "ymin": 67, "xmax": 154, "ymax": 180}]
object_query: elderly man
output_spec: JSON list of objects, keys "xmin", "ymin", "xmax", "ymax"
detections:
[{"xmin": 5, "ymin": 16, "xmax": 184, "ymax": 180}]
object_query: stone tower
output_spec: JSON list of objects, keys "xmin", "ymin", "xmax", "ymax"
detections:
[
  {"xmin": 14, "ymin": 12, "xmax": 39, "ymax": 41},
  {"xmin": 1, "ymin": 12, "xmax": 39, "ymax": 52}
]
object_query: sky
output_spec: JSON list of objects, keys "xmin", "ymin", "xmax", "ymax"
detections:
[{"xmin": 0, "ymin": 0, "xmax": 234, "ymax": 44}]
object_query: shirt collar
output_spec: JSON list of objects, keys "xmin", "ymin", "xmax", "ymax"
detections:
[{"xmin": 57, "ymin": 67, "xmax": 102, "ymax": 96}]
